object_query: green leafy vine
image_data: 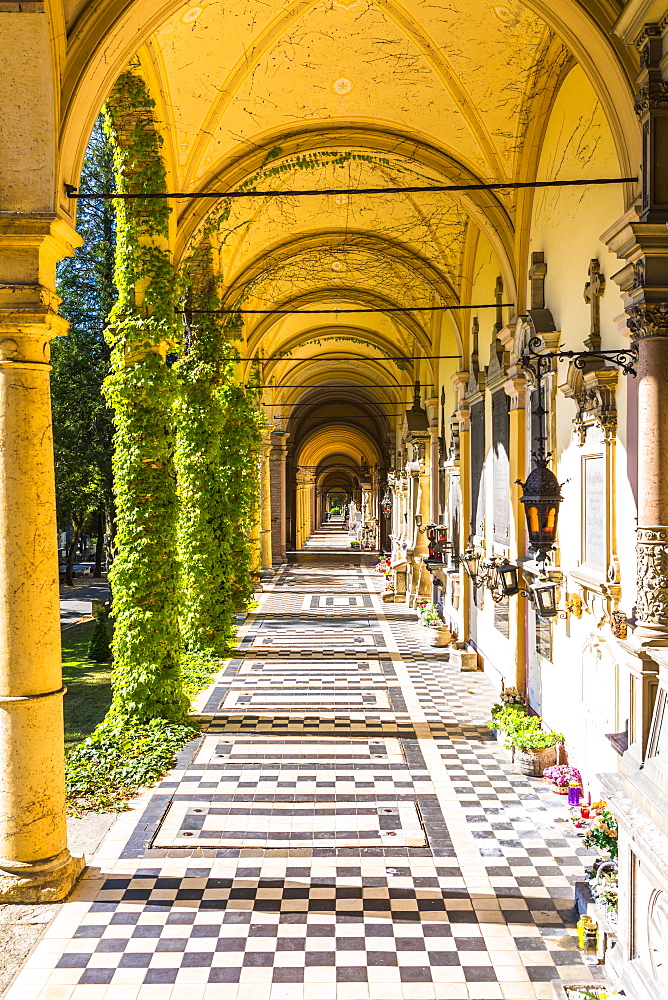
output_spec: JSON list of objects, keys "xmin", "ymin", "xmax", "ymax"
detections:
[{"xmin": 102, "ymin": 70, "xmax": 188, "ymax": 723}]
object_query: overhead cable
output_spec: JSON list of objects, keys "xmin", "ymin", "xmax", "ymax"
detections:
[
  {"xmin": 65, "ymin": 176, "xmax": 637, "ymax": 201},
  {"xmin": 180, "ymin": 302, "xmax": 513, "ymax": 315}
]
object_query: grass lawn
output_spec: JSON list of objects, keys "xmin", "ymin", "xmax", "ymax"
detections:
[{"xmin": 62, "ymin": 621, "xmax": 112, "ymax": 751}]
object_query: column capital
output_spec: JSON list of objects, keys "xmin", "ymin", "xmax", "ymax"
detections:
[
  {"xmin": 503, "ymin": 367, "xmax": 527, "ymax": 410},
  {"xmin": 635, "ymin": 526, "xmax": 668, "ymax": 643},
  {"xmin": 0, "ymin": 215, "xmax": 80, "ymax": 363},
  {"xmin": 603, "ymin": 211, "xmax": 668, "ymax": 338}
]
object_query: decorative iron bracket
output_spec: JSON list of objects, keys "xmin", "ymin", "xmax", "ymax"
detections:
[{"xmin": 519, "ymin": 334, "xmax": 638, "ymax": 380}]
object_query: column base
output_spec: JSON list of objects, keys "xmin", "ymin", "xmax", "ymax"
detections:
[
  {"xmin": 633, "ymin": 623, "xmax": 668, "ymax": 646},
  {"xmin": 0, "ymin": 849, "xmax": 85, "ymax": 903}
]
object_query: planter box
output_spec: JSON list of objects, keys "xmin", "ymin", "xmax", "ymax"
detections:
[
  {"xmin": 514, "ymin": 745, "xmax": 557, "ymax": 776},
  {"xmin": 449, "ymin": 647, "xmax": 478, "ymax": 671}
]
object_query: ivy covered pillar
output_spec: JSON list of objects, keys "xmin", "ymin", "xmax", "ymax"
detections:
[
  {"xmin": 103, "ymin": 72, "xmax": 188, "ymax": 722},
  {"xmin": 0, "ymin": 218, "xmax": 85, "ymax": 901}
]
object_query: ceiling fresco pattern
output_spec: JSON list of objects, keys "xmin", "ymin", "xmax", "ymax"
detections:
[{"xmin": 125, "ymin": 0, "xmax": 606, "ymax": 471}]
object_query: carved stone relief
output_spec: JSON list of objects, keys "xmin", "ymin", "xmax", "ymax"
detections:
[
  {"xmin": 627, "ymin": 302, "xmax": 668, "ymax": 340},
  {"xmin": 560, "ymin": 363, "xmax": 618, "ymax": 445},
  {"xmin": 637, "ymin": 527, "xmax": 668, "ymax": 629}
]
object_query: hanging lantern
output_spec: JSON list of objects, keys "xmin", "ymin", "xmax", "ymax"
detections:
[
  {"xmin": 517, "ymin": 462, "xmax": 563, "ymax": 562},
  {"xmin": 496, "ymin": 559, "xmax": 520, "ymax": 597},
  {"xmin": 380, "ymin": 488, "xmax": 392, "ymax": 518},
  {"xmin": 531, "ymin": 578, "xmax": 559, "ymax": 618}
]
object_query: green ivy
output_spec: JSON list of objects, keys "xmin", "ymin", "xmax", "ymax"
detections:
[
  {"xmin": 219, "ymin": 380, "xmax": 263, "ymax": 610},
  {"xmin": 174, "ymin": 244, "xmax": 241, "ymax": 660},
  {"xmin": 66, "ymin": 719, "xmax": 197, "ymax": 814},
  {"xmin": 102, "ymin": 70, "xmax": 188, "ymax": 723}
]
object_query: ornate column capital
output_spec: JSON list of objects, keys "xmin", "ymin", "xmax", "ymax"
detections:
[
  {"xmin": 602, "ymin": 212, "xmax": 668, "ymax": 339},
  {"xmin": 636, "ymin": 527, "xmax": 668, "ymax": 643},
  {"xmin": 0, "ymin": 216, "xmax": 80, "ymax": 364}
]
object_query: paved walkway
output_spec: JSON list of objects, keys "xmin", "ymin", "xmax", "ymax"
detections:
[
  {"xmin": 60, "ymin": 583, "xmax": 110, "ymax": 628},
  {"xmin": 11, "ymin": 559, "xmax": 604, "ymax": 1000},
  {"xmin": 302, "ymin": 518, "xmax": 351, "ymax": 551}
]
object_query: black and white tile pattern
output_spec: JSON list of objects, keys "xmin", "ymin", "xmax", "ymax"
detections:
[{"xmin": 8, "ymin": 558, "xmax": 604, "ymax": 1000}]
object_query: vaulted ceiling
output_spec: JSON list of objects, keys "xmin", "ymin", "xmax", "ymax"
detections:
[{"xmin": 61, "ymin": 0, "xmax": 637, "ymax": 467}]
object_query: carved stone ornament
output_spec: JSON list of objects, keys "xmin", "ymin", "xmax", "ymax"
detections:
[
  {"xmin": 559, "ymin": 363, "xmax": 618, "ymax": 445},
  {"xmin": 635, "ymin": 82, "xmax": 668, "ymax": 118},
  {"xmin": 449, "ymin": 412, "xmax": 461, "ymax": 463},
  {"xmin": 610, "ymin": 610, "xmax": 629, "ymax": 640},
  {"xmin": 637, "ymin": 527, "xmax": 668, "ymax": 628},
  {"xmin": 627, "ymin": 302, "xmax": 668, "ymax": 340}
]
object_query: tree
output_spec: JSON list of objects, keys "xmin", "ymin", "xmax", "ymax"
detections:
[{"xmin": 54, "ymin": 117, "xmax": 116, "ymax": 584}]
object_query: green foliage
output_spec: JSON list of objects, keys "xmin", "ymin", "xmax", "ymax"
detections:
[
  {"xmin": 488, "ymin": 702, "xmax": 527, "ymax": 728},
  {"xmin": 219, "ymin": 381, "xmax": 264, "ymax": 610},
  {"xmin": 88, "ymin": 606, "xmax": 112, "ymax": 663},
  {"xmin": 54, "ymin": 117, "xmax": 116, "ymax": 581},
  {"xmin": 65, "ymin": 719, "xmax": 197, "ymax": 814},
  {"xmin": 102, "ymin": 71, "xmax": 188, "ymax": 724},
  {"xmin": 512, "ymin": 727, "xmax": 564, "ymax": 751},
  {"xmin": 488, "ymin": 703, "xmax": 563, "ymax": 750},
  {"xmin": 174, "ymin": 248, "xmax": 239, "ymax": 659}
]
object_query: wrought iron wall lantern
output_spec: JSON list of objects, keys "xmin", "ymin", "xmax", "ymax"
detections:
[
  {"xmin": 380, "ymin": 488, "xmax": 392, "ymax": 518},
  {"xmin": 530, "ymin": 578, "xmax": 561, "ymax": 618},
  {"xmin": 426, "ymin": 525, "xmax": 450, "ymax": 564},
  {"xmin": 518, "ymin": 333, "xmax": 637, "ymax": 566},
  {"xmin": 461, "ymin": 543, "xmax": 514, "ymax": 600},
  {"xmin": 461, "ymin": 545, "xmax": 563, "ymax": 618}
]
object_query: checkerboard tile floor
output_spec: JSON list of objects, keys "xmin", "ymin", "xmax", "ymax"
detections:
[{"xmin": 7, "ymin": 558, "xmax": 605, "ymax": 1000}]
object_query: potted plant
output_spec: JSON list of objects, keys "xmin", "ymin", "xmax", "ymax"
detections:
[
  {"xmin": 583, "ymin": 804, "xmax": 618, "ymax": 860},
  {"xmin": 416, "ymin": 601, "xmax": 452, "ymax": 646},
  {"xmin": 488, "ymin": 701, "xmax": 526, "ymax": 738},
  {"xmin": 511, "ymin": 724, "xmax": 564, "ymax": 776},
  {"xmin": 487, "ymin": 703, "xmax": 528, "ymax": 761},
  {"xmin": 543, "ymin": 763, "xmax": 582, "ymax": 795}
]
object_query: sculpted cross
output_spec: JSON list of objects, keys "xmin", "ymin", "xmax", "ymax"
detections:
[
  {"xmin": 494, "ymin": 276, "xmax": 504, "ymax": 333},
  {"xmin": 584, "ymin": 258, "xmax": 605, "ymax": 351},
  {"xmin": 528, "ymin": 251, "xmax": 547, "ymax": 311}
]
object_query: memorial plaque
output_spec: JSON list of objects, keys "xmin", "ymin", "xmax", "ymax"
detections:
[
  {"xmin": 470, "ymin": 399, "xmax": 485, "ymax": 537},
  {"xmin": 494, "ymin": 596, "xmax": 510, "ymax": 637},
  {"xmin": 450, "ymin": 478, "xmax": 461, "ymax": 563},
  {"xmin": 583, "ymin": 455, "xmax": 605, "ymax": 570},
  {"xmin": 535, "ymin": 618, "xmax": 552, "ymax": 661},
  {"xmin": 492, "ymin": 390, "xmax": 510, "ymax": 544}
]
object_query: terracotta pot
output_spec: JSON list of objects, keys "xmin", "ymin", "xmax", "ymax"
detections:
[
  {"xmin": 514, "ymin": 745, "xmax": 557, "ymax": 776},
  {"xmin": 428, "ymin": 625, "xmax": 452, "ymax": 647}
]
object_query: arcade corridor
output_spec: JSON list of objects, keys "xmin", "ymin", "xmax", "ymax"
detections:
[{"xmin": 9, "ymin": 554, "xmax": 602, "ymax": 1000}]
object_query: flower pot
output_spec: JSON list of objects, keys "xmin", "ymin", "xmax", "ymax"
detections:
[
  {"xmin": 428, "ymin": 625, "xmax": 452, "ymax": 647},
  {"xmin": 514, "ymin": 745, "xmax": 557, "ymax": 776},
  {"xmin": 551, "ymin": 784, "xmax": 570, "ymax": 795}
]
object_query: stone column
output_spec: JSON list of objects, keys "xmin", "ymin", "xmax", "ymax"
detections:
[
  {"xmin": 504, "ymin": 364, "xmax": 529, "ymax": 694},
  {"xmin": 295, "ymin": 471, "xmax": 307, "ymax": 550},
  {"xmin": 605, "ymin": 231, "xmax": 668, "ymax": 649},
  {"xmin": 259, "ymin": 439, "xmax": 273, "ymax": 573},
  {"xmin": 0, "ymin": 217, "xmax": 84, "ymax": 901},
  {"xmin": 427, "ymin": 398, "xmax": 440, "ymax": 524},
  {"xmin": 451, "ymin": 372, "xmax": 471, "ymax": 639},
  {"xmin": 269, "ymin": 433, "xmax": 287, "ymax": 563}
]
